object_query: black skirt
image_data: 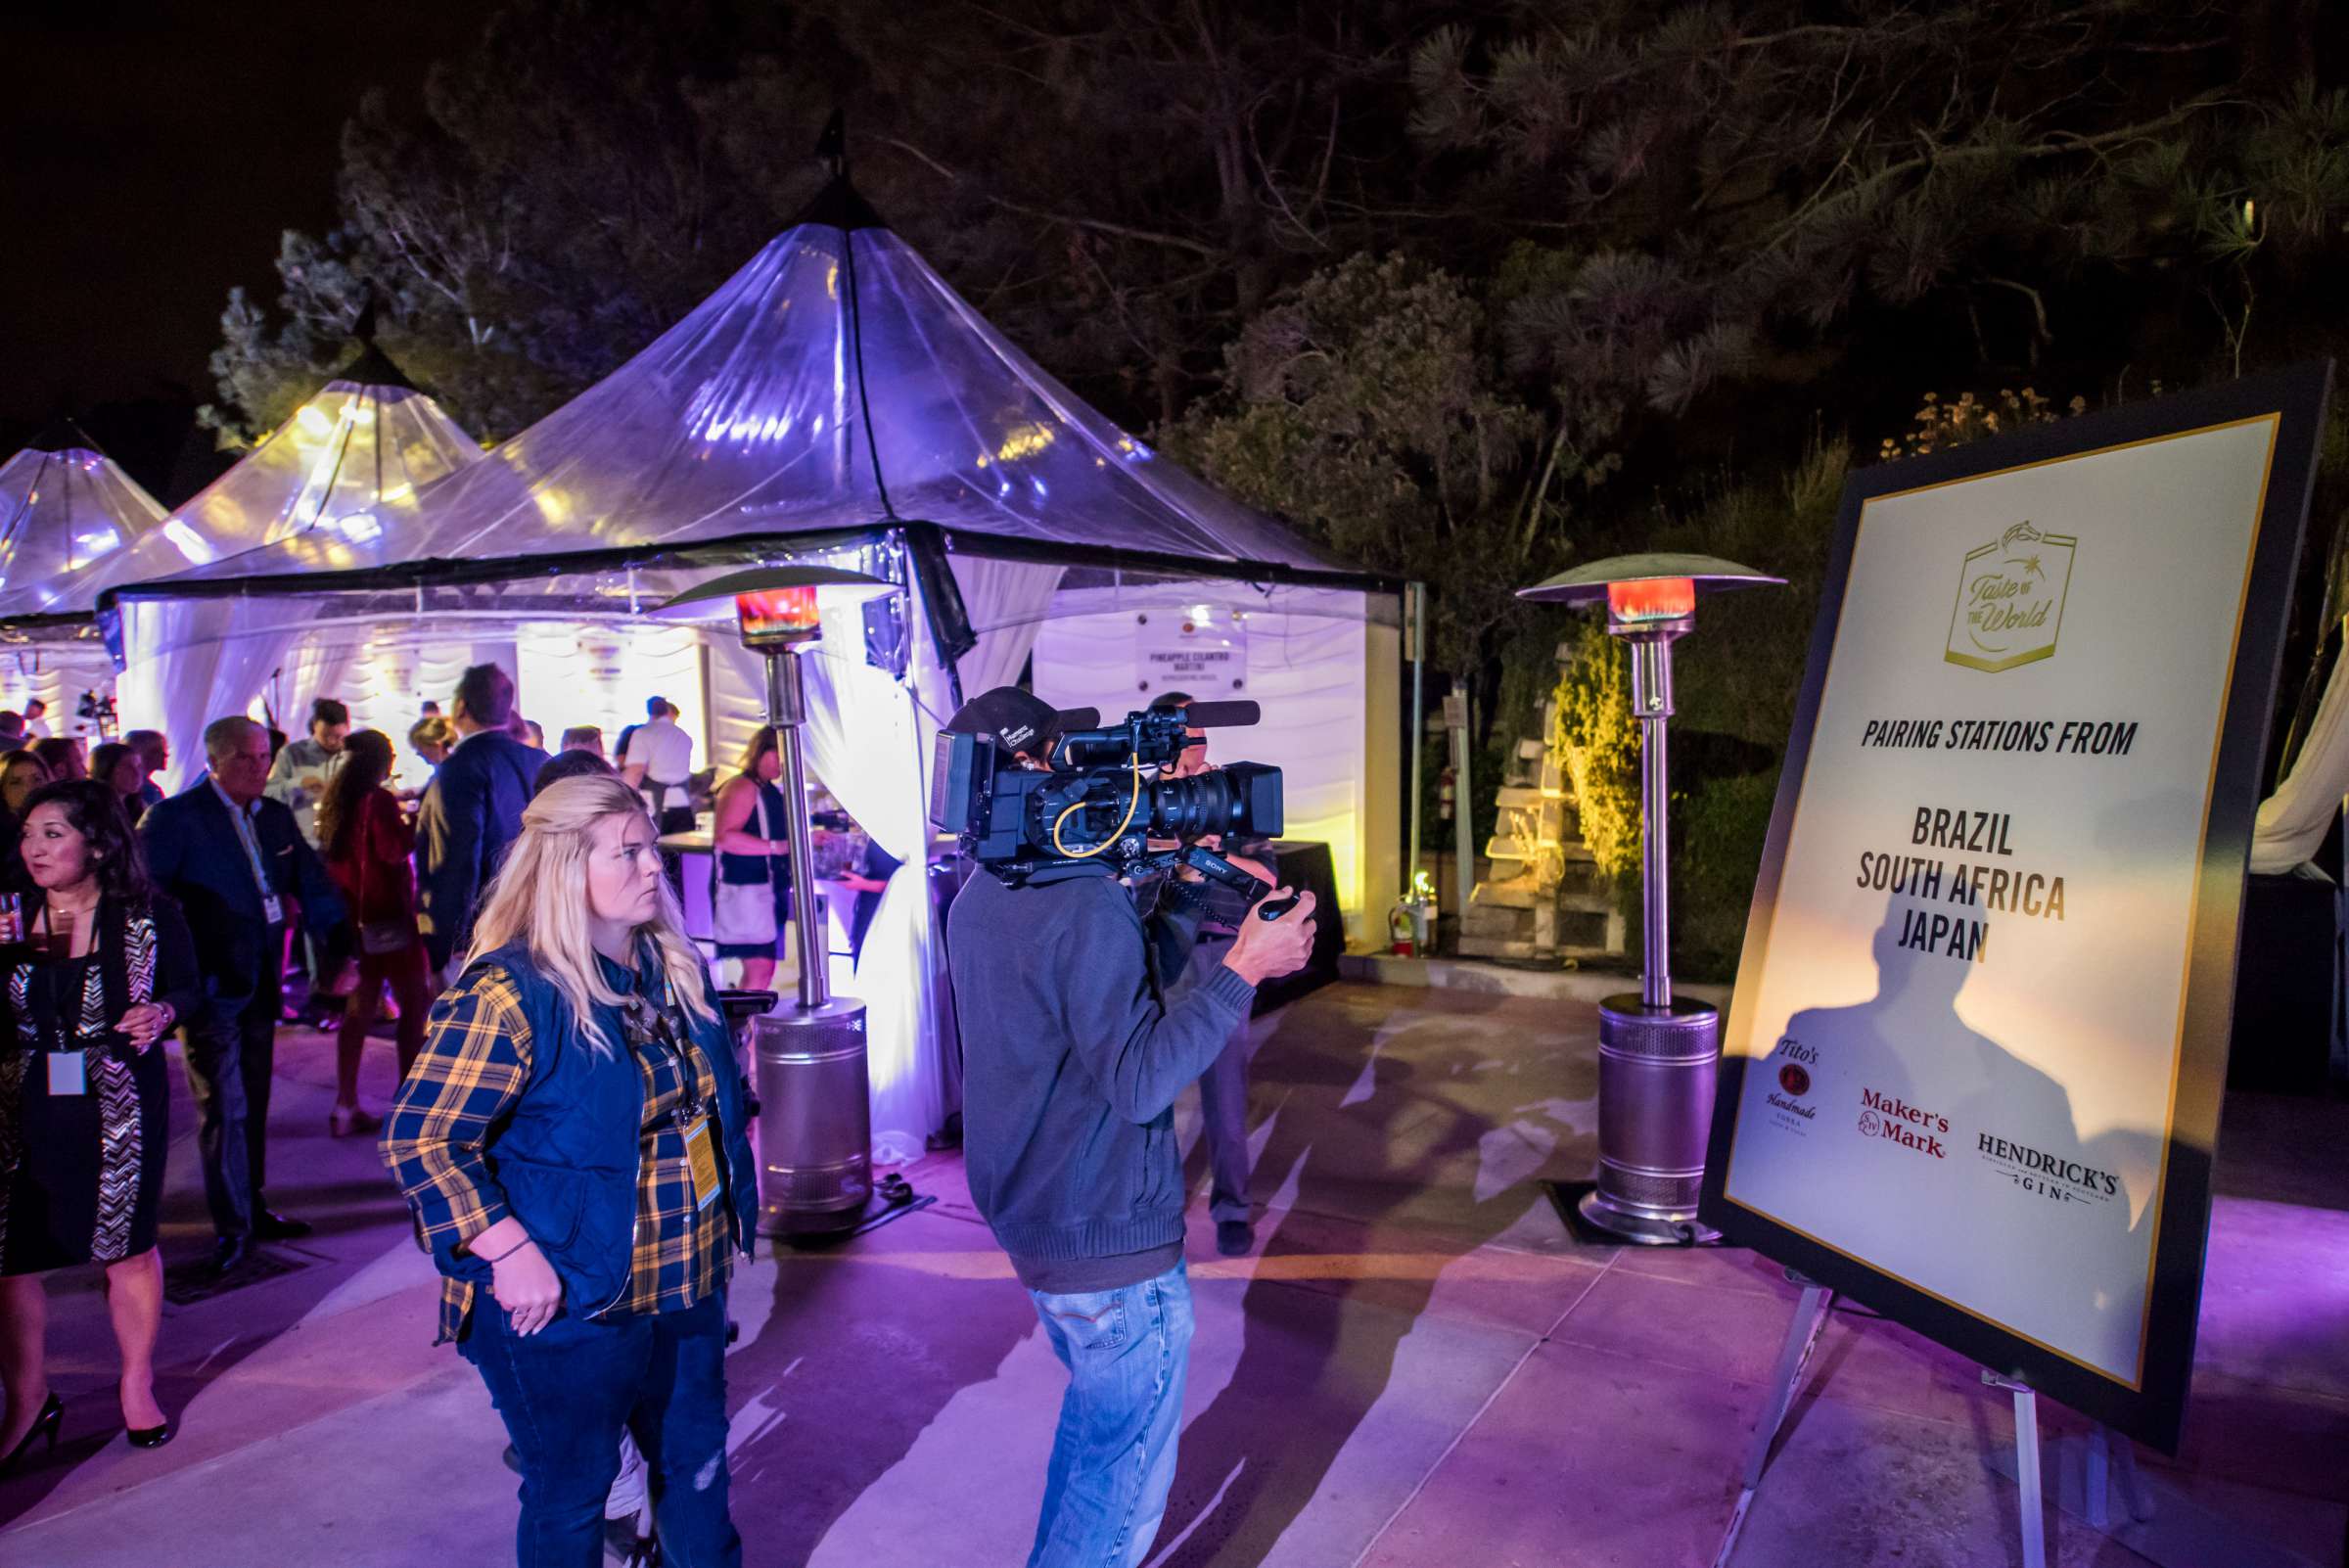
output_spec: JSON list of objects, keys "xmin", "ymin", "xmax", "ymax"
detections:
[{"xmin": 0, "ymin": 954, "xmax": 170, "ymax": 1272}]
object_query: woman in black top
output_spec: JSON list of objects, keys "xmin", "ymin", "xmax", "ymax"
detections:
[
  {"xmin": 710, "ymin": 727, "xmax": 792, "ymax": 992},
  {"xmin": 0, "ymin": 781, "xmax": 203, "ymax": 1469},
  {"xmin": 89, "ymin": 742, "xmax": 146, "ymax": 826},
  {"xmin": 0, "ymin": 753, "xmax": 49, "ymax": 894}
]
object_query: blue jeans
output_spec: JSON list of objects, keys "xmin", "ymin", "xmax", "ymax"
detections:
[
  {"xmin": 1027, "ymin": 1261, "xmax": 1195, "ymax": 1568},
  {"xmin": 462, "ymin": 1294, "xmax": 741, "ymax": 1568}
]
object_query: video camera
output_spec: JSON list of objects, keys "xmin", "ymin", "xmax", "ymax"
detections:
[{"xmin": 931, "ymin": 701, "xmax": 1284, "ymax": 899}]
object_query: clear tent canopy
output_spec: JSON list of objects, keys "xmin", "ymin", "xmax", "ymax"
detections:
[
  {"xmin": 76, "ymin": 344, "xmax": 483, "ymax": 611},
  {"xmin": 0, "ymin": 427, "xmax": 173, "ymax": 728},
  {"xmin": 106, "ymin": 177, "xmax": 1388, "ymax": 647},
  {"xmin": 0, "ymin": 426, "xmax": 169, "ymax": 620}
]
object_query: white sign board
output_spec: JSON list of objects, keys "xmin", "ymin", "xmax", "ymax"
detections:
[
  {"xmin": 1701, "ymin": 364, "xmax": 2329, "ymax": 1451},
  {"xmin": 1135, "ymin": 606, "xmax": 1248, "ymax": 696}
]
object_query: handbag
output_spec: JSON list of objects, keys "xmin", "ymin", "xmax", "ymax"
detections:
[
  {"xmin": 712, "ymin": 785, "xmax": 780, "ymax": 946},
  {"xmin": 359, "ymin": 920, "xmax": 413, "ymax": 956},
  {"xmin": 353, "ymin": 795, "xmax": 416, "ymax": 956}
]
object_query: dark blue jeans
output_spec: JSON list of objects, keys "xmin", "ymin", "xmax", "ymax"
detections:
[{"xmin": 462, "ymin": 1294, "xmax": 741, "ymax": 1568}]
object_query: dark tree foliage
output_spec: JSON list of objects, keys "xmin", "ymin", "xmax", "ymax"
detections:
[{"xmin": 210, "ymin": 0, "xmax": 2349, "ymax": 681}]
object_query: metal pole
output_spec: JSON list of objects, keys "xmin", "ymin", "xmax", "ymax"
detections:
[
  {"xmin": 1627, "ymin": 631, "xmax": 1680, "ymax": 1009},
  {"xmin": 1640, "ymin": 712, "xmax": 1670, "ymax": 1009},
  {"xmin": 1406, "ymin": 582, "xmax": 1425, "ymax": 890},
  {"xmin": 1451, "ymin": 677, "xmax": 1475, "ymax": 943},
  {"xmin": 764, "ymin": 647, "xmax": 829, "ymax": 1009}
]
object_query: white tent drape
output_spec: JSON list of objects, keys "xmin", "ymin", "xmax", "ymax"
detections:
[
  {"xmin": 2254, "ymin": 644, "xmax": 2349, "ymax": 874},
  {"xmin": 0, "ymin": 642, "xmax": 119, "ymax": 741},
  {"xmin": 935, "ymin": 556, "xmax": 1065, "ymax": 702},
  {"xmin": 271, "ymin": 631, "xmax": 362, "ymax": 739},
  {"xmin": 118, "ymin": 599, "xmax": 306, "ymax": 792}
]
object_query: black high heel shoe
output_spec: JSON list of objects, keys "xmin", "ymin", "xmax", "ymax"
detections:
[
  {"xmin": 125, "ymin": 1416, "xmax": 174, "ymax": 1450},
  {"xmin": 0, "ymin": 1393, "xmax": 63, "ymax": 1476}
]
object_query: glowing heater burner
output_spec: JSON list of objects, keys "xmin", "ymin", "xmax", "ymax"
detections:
[
  {"xmin": 1606, "ymin": 576, "xmax": 1696, "ymax": 626},
  {"xmin": 735, "ymin": 584, "xmax": 823, "ymax": 647}
]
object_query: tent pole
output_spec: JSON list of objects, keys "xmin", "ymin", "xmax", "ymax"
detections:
[
  {"xmin": 1407, "ymin": 581, "xmax": 1426, "ymax": 903},
  {"xmin": 1451, "ymin": 676, "xmax": 1475, "ymax": 952}
]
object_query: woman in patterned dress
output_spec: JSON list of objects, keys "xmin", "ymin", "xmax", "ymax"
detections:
[{"xmin": 0, "ymin": 780, "xmax": 202, "ymax": 1469}]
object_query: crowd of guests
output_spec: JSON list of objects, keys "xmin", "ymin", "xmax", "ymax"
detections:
[
  {"xmin": 0, "ymin": 661, "xmax": 852, "ymax": 1495},
  {"xmin": 0, "ymin": 665, "xmax": 1322, "ymax": 1568}
]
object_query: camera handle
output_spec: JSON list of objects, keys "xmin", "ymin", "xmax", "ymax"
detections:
[{"xmin": 1155, "ymin": 845, "xmax": 1300, "ymax": 921}]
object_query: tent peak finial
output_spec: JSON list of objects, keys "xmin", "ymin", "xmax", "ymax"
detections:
[
  {"xmin": 27, "ymin": 415, "xmax": 101, "ymax": 456},
  {"xmin": 328, "ymin": 341, "xmax": 422, "ymax": 394},
  {"xmin": 816, "ymin": 108, "xmax": 847, "ymax": 178},
  {"xmin": 351, "ymin": 289, "xmax": 381, "ymax": 348}
]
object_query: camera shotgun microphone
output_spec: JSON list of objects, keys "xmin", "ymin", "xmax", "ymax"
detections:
[{"xmin": 1180, "ymin": 699, "xmax": 1260, "ymax": 728}]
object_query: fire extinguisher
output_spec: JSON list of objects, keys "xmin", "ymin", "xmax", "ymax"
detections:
[
  {"xmin": 1388, "ymin": 902, "xmax": 1416, "ymax": 957},
  {"xmin": 1438, "ymin": 765, "xmax": 1455, "ymax": 822}
]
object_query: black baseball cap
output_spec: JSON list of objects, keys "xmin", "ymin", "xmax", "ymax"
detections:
[{"xmin": 946, "ymin": 686, "xmax": 1091, "ymax": 761}]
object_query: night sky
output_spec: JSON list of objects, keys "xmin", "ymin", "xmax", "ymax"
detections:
[{"xmin": 1, "ymin": 3, "xmax": 484, "ymax": 493}]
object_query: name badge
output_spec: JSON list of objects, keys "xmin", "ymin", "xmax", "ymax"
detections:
[
  {"xmin": 47, "ymin": 1050, "xmax": 87, "ymax": 1096},
  {"xmin": 262, "ymin": 893, "xmax": 285, "ymax": 926},
  {"xmin": 683, "ymin": 1116, "xmax": 723, "ymax": 1212}
]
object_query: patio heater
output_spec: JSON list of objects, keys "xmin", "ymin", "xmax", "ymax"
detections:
[
  {"xmin": 656, "ymin": 564, "xmax": 897, "ymax": 1236},
  {"xmin": 1519, "ymin": 554, "xmax": 1781, "ymax": 1245}
]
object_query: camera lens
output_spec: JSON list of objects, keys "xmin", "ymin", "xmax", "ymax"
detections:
[
  {"xmin": 1149, "ymin": 772, "xmax": 1237, "ymax": 839},
  {"xmin": 1147, "ymin": 762, "xmax": 1283, "ymax": 842}
]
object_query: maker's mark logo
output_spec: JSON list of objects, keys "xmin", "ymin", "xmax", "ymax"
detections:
[{"xmin": 1946, "ymin": 521, "xmax": 2076, "ymax": 673}]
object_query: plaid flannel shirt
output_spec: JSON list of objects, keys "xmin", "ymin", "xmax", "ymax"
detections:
[{"xmin": 381, "ymin": 961, "xmax": 734, "ymax": 1343}]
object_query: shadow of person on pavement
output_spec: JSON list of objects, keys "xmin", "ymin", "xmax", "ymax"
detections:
[
  {"xmin": 1146, "ymin": 984, "xmax": 1590, "ymax": 1568},
  {"xmin": 727, "ymin": 1171, "xmax": 1044, "ymax": 1566}
]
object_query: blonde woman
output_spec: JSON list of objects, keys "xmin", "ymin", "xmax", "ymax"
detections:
[{"xmin": 381, "ymin": 773, "xmax": 755, "ymax": 1567}]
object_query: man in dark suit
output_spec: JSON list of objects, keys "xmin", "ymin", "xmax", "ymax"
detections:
[
  {"xmin": 142, "ymin": 715, "xmax": 345, "ymax": 1271},
  {"xmin": 415, "ymin": 662, "xmax": 547, "ymax": 980}
]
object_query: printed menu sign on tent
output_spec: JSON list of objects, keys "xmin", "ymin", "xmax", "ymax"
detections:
[
  {"xmin": 1699, "ymin": 362, "xmax": 2330, "ymax": 1452},
  {"xmin": 1135, "ymin": 606, "xmax": 1249, "ymax": 696}
]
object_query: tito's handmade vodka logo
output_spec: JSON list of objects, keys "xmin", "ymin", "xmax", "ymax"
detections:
[{"xmin": 1946, "ymin": 521, "xmax": 2076, "ymax": 672}]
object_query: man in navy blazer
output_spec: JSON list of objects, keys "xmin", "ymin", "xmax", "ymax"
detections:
[
  {"xmin": 142, "ymin": 715, "xmax": 345, "ymax": 1271},
  {"xmin": 415, "ymin": 663, "xmax": 547, "ymax": 978}
]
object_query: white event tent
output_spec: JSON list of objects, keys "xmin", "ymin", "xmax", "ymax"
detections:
[
  {"xmin": 106, "ymin": 173, "xmax": 1406, "ymax": 1159},
  {"xmin": 0, "ymin": 426, "xmax": 171, "ymax": 731},
  {"xmin": 85, "ymin": 345, "xmax": 483, "ymax": 748}
]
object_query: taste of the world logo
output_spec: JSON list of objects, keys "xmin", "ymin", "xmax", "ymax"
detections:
[{"xmin": 1946, "ymin": 521, "xmax": 2077, "ymax": 672}]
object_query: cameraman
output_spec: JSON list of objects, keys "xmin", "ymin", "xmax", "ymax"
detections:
[
  {"xmin": 1143, "ymin": 690, "xmax": 1274, "ymax": 1258},
  {"xmin": 943, "ymin": 687, "xmax": 1316, "ymax": 1568}
]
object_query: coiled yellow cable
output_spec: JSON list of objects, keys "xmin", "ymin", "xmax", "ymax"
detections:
[{"xmin": 1050, "ymin": 753, "xmax": 1143, "ymax": 858}]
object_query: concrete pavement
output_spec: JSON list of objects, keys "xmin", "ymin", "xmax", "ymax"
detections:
[{"xmin": 0, "ymin": 981, "xmax": 2340, "ymax": 1566}]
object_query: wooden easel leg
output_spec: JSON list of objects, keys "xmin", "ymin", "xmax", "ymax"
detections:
[{"xmin": 1713, "ymin": 1277, "xmax": 1835, "ymax": 1568}]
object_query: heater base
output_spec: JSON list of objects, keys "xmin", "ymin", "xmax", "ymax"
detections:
[
  {"xmin": 1576, "ymin": 995, "xmax": 1723, "ymax": 1247},
  {"xmin": 1576, "ymin": 1185, "xmax": 1722, "ymax": 1248}
]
